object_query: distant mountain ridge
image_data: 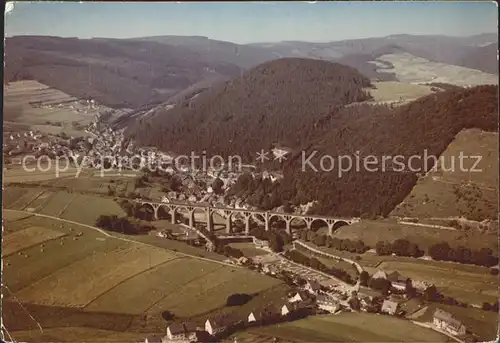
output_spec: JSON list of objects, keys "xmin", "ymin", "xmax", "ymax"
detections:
[{"xmin": 4, "ymin": 33, "xmax": 497, "ymax": 109}]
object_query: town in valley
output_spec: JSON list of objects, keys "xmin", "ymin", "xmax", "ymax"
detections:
[{"xmin": 2, "ymin": 2, "xmax": 499, "ymax": 343}]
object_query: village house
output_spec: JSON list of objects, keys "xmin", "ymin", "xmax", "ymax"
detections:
[
  {"xmin": 304, "ymin": 280, "xmax": 321, "ymax": 294},
  {"xmin": 144, "ymin": 334, "xmax": 165, "ymax": 343},
  {"xmin": 288, "ymin": 291, "xmax": 308, "ymax": 303},
  {"xmin": 205, "ymin": 317, "xmax": 237, "ymax": 336},
  {"xmin": 167, "ymin": 323, "xmax": 187, "ymax": 341},
  {"xmin": 247, "ymin": 311, "xmax": 263, "ymax": 323},
  {"xmin": 372, "ymin": 270, "xmax": 408, "ymax": 290},
  {"xmin": 316, "ymin": 294, "xmax": 340, "ymax": 313},
  {"xmin": 433, "ymin": 308, "xmax": 467, "ymax": 336},
  {"xmin": 357, "ymin": 286, "xmax": 383, "ymax": 303},
  {"xmin": 281, "ymin": 301, "xmax": 309, "ymax": 316},
  {"xmin": 381, "ymin": 299, "xmax": 400, "ymax": 315}
]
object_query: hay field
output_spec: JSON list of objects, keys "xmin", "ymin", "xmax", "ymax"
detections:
[
  {"xmin": 24, "ymin": 190, "xmax": 54, "ymax": 212},
  {"xmin": 146, "ymin": 264, "xmax": 281, "ymax": 317},
  {"xmin": 60, "ymin": 194, "xmax": 126, "ymax": 225},
  {"xmin": 333, "ymin": 218, "xmax": 497, "ymax": 253},
  {"xmin": 248, "ymin": 313, "xmax": 448, "ymax": 342},
  {"xmin": 7, "ymin": 327, "xmax": 145, "ymax": 343},
  {"xmin": 2, "ymin": 226, "xmax": 66, "ymax": 257},
  {"xmin": 4, "ymin": 80, "xmax": 96, "ymax": 135},
  {"xmin": 392, "ymin": 129, "xmax": 498, "ymax": 220},
  {"xmin": 3, "ymin": 167, "xmax": 81, "ymax": 183},
  {"xmin": 4, "ymin": 213, "xmax": 283, "ymax": 322},
  {"xmin": 85, "ymin": 258, "xmax": 224, "ymax": 314},
  {"xmin": 368, "ymin": 81, "xmax": 435, "ymax": 103},
  {"xmin": 4, "ymin": 187, "xmax": 44, "ymax": 210},
  {"xmin": 39, "ymin": 191, "xmax": 76, "ymax": 216},
  {"xmin": 377, "ymin": 52, "xmax": 498, "ymax": 86},
  {"xmin": 2, "ymin": 187, "xmax": 28, "ymax": 208},
  {"xmin": 15, "ymin": 243, "xmax": 178, "ymax": 307}
]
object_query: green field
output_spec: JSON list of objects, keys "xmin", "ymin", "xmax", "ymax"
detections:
[
  {"xmin": 3, "ymin": 212, "xmax": 285, "ymax": 340},
  {"xmin": 244, "ymin": 313, "xmax": 450, "ymax": 342},
  {"xmin": 391, "ymin": 128, "xmax": 498, "ymax": 220},
  {"xmin": 333, "ymin": 218, "xmax": 497, "ymax": 253},
  {"xmin": 59, "ymin": 193, "xmax": 126, "ymax": 225}
]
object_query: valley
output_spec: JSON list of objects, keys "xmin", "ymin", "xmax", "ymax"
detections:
[{"xmin": 3, "ymin": 4, "xmax": 499, "ymax": 343}]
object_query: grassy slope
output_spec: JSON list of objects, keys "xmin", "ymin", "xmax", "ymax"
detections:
[{"xmin": 247, "ymin": 313, "xmax": 449, "ymax": 342}]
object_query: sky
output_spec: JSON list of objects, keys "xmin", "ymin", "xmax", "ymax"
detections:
[{"xmin": 4, "ymin": 1, "xmax": 498, "ymax": 43}]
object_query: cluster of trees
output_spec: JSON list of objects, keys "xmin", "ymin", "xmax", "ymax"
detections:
[
  {"xmin": 215, "ymin": 243, "xmax": 244, "ymax": 259},
  {"xmin": 226, "ymin": 293, "xmax": 253, "ymax": 307},
  {"xmin": 481, "ymin": 301, "xmax": 499, "ymax": 312},
  {"xmin": 300, "ymin": 231, "xmax": 369, "ymax": 254},
  {"xmin": 117, "ymin": 200, "xmax": 155, "ymax": 221},
  {"xmin": 135, "ymin": 175, "xmax": 149, "ymax": 188},
  {"xmin": 95, "ymin": 214, "xmax": 154, "ymax": 235},
  {"xmin": 284, "ymin": 249, "xmax": 354, "ymax": 285},
  {"xmin": 375, "ymin": 239, "xmax": 424, "ymax": 258},
  {"xmin": 250, "ymin": 227, "xmax": 291, "ymax": 253},
  {"xmin": 134, "ymin": 58, "xmax": 373, "ymax": 164},
  {"xmin": 428, "ymin": 242, "xmax": 498, "ymax": 267},
  {"xmin": 227, "ymin": 174, "xmax": 283, "ymax": 211}
]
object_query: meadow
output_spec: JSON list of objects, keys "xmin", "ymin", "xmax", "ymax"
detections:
[
  {"xmin": 391, "ymin": 128, "xmax": 498, "ymax": 220},
  {"xmin": 243, "ymin": 313, "xmax": 450, "ymax": 342},
  {"xmin": 2, "ymin": 204, "xmax": 284, "ymax": 340}
]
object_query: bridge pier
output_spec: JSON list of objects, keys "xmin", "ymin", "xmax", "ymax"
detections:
[
  {"xmin": 327, "ymin": 223, "xmax": 335, "ymax": 235},
  {"xmin": 225, "ymin": 216, "xmax": 232, "ymax": 234},
  {"xmin": 264, "ymin": 212, "xmax": 269, "ymax": 231},
  {"xmin": 170, "ymin": 208, "xmax": 176, "ymax": 224},
  {"xmin": 188, "ymin": 210, "xmax": 194, "ymax": 228},
  {"xmin": 152, "ymin": 205, "xmax": 158, "ymax": 220},
  {"xmin": 285, "ymin": 219, "xmax": 292, "ymax": 235},
  {"xmin": 206, "ymin": 207, "xmax": 213, "ymax": 232},
  {"xmin": 244, "ymin": 216, "xmax": 251, "ymax": 235}
]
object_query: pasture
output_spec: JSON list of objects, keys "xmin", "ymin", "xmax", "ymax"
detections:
[
  {"xmin": 245, "ymin": 313, "xmax": 449, "ymax": 342},
  {"xmin": 391, "ymin": 129, "xmax": 498, "ymax": 221},
  {"xmin": 368, "ymin": 81, "xmax": 435, "ymax": 103},
  {"xmin": 377, "ymin": 52, "xmax": 498, "ymax": 86},
  {"xmin": 15, "ymin": 243, "xmax": 178, "ymax": 307},
  {"xmin": 333, "ymin": 218, "xmax": 498, "ymax": 253},
  {"xmin": 3, "ymin": 213, "xmax": 284, "ymax": 340},
  {"xmin": 59, "ymin": 193, "xmax": 126, "ymax": 225},
  {"xmin": 4, "ymin": 80, "xmax": 101, "ymax": 136},
  {"xmin": 2, "ymin": 226, "xmax": 66, "ymax": 257}
]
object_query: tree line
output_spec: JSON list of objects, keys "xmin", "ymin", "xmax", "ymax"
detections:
[{"xmin": 95, "ymin": 214, "xmax": 154, "ymax": 235}]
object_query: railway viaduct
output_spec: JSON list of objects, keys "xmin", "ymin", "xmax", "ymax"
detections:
[{"xmin": 134, "ymin": 199, "xmax": 359, "ymax": 235}]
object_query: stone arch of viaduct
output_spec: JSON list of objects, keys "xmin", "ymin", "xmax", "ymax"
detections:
[{"xmin": 136, "ymin": 200, "xmax": 359, "ymax": 235}]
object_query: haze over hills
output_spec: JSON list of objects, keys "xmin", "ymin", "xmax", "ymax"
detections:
[
  {"xmin": 4, "ymin": 33, "xmax": 498, "ymax": 109},
  {"xmin": 4, "ymin": 36, "xmax": 244, "ymax": 108}
]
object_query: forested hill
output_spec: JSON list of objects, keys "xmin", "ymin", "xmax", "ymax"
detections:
[
  {"xmin": 129, "ymin": 58, "xmax": 373, "ymax": 159},
  {"xmin": 228, "ymin": 85, "xmax": 499, "ymax": 217}
]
